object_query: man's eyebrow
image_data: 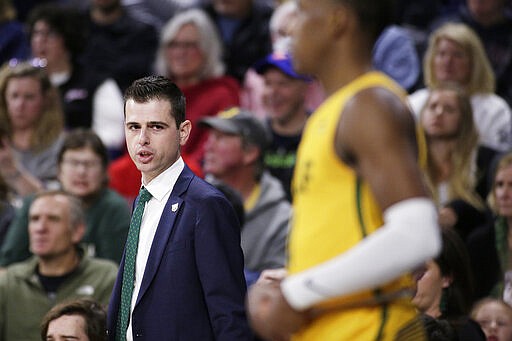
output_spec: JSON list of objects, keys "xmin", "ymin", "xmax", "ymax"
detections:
[{"xmin": 147, "ymin": 121, "xmax": 170, "ymax": 126}]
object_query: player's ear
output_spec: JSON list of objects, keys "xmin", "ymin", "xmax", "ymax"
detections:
[{"xmin": 328, "ymin": 3, "xmax": 350, "ymax": 38}]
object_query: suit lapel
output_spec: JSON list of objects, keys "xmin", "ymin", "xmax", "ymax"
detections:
[{"xmin": 135, "ymin": 166, "xmax": 194, "ymax": 306}]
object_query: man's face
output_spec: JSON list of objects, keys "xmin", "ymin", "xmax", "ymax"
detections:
[
  {"xmin": 125, "ymin": 98, "xmax": 190, "ymax": 184},
  {"xmin": 28, "ymin": 195, "xmax": 82, "ymax": 259},
  {"xmin": 58, "ymin": 148, "xmax": 105, "ymax": 198},
  {"xmin": 47, "ymin": 315, "xmax": 89, "ymax": 341},
  {"xmin": 291, "ymin": 0, "xmax": 334, "ymax": 76},
  {"xmin": 468, "ymin": 0, "xmax": 506, "ymax": 21},
  {"xmin": 203, "ymin": 129, "xmax": 245, "ymax": 179},
  {"xmin": 262, "ymin": 68, "xmax": 307, "ymax": 125}
]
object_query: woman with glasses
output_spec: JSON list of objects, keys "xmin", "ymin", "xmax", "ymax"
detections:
[
  {"xmin": 154, "ymin": 8, "xmax": 240, "ymax": 168},
  {"xmin": 0, "ymin": 128, "xmax": 130, "ymax": 267},
  {"xmin": 0, "ymin": 60, "xmax": 65, "ymax": 199}
]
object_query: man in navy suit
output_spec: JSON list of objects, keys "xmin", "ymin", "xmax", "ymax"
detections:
[{"xmin": 107, "ymin": 75, "xmax": 252, "ymax": 340}]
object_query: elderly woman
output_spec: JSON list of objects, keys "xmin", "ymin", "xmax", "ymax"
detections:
[
  {"xmin": 0, "ymin": 129, "xmax": 130, "ymax": 266},
  {"xmin": 0, "ymin": 61, "xmax": 64, "ymax": 198},
  {"xmin": 408, "ymin": 23, "xmax": 512, "ymax": 152},
  {"xmin": 154, "ymin": 8, "xmax": 240, "ymax": 166}
]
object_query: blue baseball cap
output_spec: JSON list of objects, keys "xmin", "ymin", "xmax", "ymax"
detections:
[{"xmin": 254, "ymin": 52, "xmax": 312, "ymax": 81}]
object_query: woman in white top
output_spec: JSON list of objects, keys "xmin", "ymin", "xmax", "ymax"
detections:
[{"xmin": 409, "ymin": 23, "xmax": 511, "ymax": 152}]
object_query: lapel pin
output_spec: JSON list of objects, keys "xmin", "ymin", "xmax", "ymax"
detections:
[{"xmin": 171, "ymin": 203, "xmax": 179, "ymax": 212}]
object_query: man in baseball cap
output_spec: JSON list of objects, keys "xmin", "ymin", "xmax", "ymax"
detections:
[{"xmin": 199, "ymin": 107, "xmax": 290, "ymax": 285}]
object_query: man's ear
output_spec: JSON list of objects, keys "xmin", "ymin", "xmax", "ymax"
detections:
[
  {"xmin": 179, "ymin": 120, "xmax": 192, "ymax": 146},
  {"xmin": 242, "ymin": 144, "xmax": 260, "ymax": 165},
  {"xmin": 72, "ymin": 222, "xmax": 86, "ymax": 245},
  {"xmin": 328, "ymin": 4, "xmax": 350, "ymax": 38}
]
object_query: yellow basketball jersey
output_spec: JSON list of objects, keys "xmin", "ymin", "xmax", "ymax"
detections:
[{"xmin": 288, "ymin": 72, "xmax": 425, "ymax": 340}]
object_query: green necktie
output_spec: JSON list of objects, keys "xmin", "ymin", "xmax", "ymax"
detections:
[{"xmin": 116, "ymin": 187, "xmax": 152, "ymax": 341}]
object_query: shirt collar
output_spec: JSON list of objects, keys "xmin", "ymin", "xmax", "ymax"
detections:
[{"xmin": 143, "ymin": 157, "xmax": 185, "ymax": 202}]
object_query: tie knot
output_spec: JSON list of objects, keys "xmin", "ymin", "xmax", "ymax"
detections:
[{"xmin": 138, "ymin": 187, "xmax": 152, "ymax": 204}]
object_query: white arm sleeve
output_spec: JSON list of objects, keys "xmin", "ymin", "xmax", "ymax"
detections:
[
  {"xmin": 281, "ymin": 197, "xmax": 441, "ymax": 311},
  {"xmin": 92, "ymin": 79, "xmax": 125, "ymax": 150}
]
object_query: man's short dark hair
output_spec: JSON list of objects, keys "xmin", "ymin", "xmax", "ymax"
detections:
[
  {"xmin": 40, "ymin": 298, "xmax": 107, "ymax": 341},
  {"xmin": 124, "ymin": 76, "xmax": 186, "ymax": 128}
]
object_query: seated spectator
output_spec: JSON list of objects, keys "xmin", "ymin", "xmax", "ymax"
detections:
[
  {"xmin": 254, "ymin": 52, "xmax": 311, "ymax": 201},
  {"xmin": 82, "ymin": 0, "xmax": 158, "ymax": 92},
  {"xmin": 0, "ymin": 61, "xmax": 65, "ymax": 200},
  {"xmin": 154, "ymin": 8, "xmax": 240, "ymax": 167},
  {"xmin": 240, "ymin": 0, "xmax": 325, "ymax": 118},
  {"xmin": 418, "ymin": 83, "xmax": 495, "ymax": 239},
  {"xmin": 471, "ymin": 298, "xmax": 512, "ymax": 341},
  {"xmin": 201, "ymin": 0, "xmax": 273, "ymax": 83},
  {"xmin": 412, "ymin": 228, "xmax": 485, "ymax": 340},
  {"xmin": 0, "ymin": 0, "xmax": 30, "ymax": 66},
  {"xmin": 27, "ymin": 4, "xmax": 125, "ymax": 159},
  {"xmin": 467, "ymin": 152, "xmax": 512, "ymax": 301},
  {"xmin": 0, "ymin": 129, "xmax": 131, "ymax": 267},
  {"xmin": 40, "ymin": 298, "xmax": 107, "ymax": 341},
  {"xmin": 0, "ymin": 190, "xmax": 118, "ymax": 341},
  {"xmin": 200, "ymin": 108, "xmax": 290, "ymax": 275},
  {"xmin": 432, "ymin": 0, "xmax": 512, "ymax": 107},
  {"xmin": 408, "ymin": 23, "xmax": 512, "ymax": 152}
]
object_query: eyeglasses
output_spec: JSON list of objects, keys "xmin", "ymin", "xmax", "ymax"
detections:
[
  {"xmin": 7, "ymin": 58, "xmax": 48, "ymax": 68},
  {"xmin": 61, "ymin": 158, "xmax": 102, "ymax": 170}
]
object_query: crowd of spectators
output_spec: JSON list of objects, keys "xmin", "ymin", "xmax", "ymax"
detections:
[{"xmin": 1, "ymin": 0, "xmax": 512, "ymax": 339}]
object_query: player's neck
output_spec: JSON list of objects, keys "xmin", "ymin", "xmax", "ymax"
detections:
[{"xmin": 320, "ymin": 62, "xmax": 372, "ymax": 96}]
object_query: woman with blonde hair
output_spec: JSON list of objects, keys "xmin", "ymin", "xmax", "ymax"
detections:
[
  {"xmin": 153, "ymin": 8, "xmax": 240, "ymax": 167},
  {"xmin": 0, "ymin": 61, "xmax": 65, "ymax": 198},
  {"xmin": 409, "ymin": 22, "xmax": 511, "ymax": 152},
  {"xmin": 419, "ymin": 83, "xmax": 496, "ymax": 239}
]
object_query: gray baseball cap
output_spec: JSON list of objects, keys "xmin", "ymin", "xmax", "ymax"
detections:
[{"xmin": 199, "ymin": 107, "xmax": 271, "ymax": 151}]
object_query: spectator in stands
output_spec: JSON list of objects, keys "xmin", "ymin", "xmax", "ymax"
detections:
[
  {"xmin": 200, "ymin": 108, "xmax": 290, "ymax": 277},
  {"xmin": 0, "ymin": 0, "xmax": 30, "ymax": 66},
  {"xmin": 27, "ymin": 4, "xmax": 125, "ymax": 159},
  {"xmin": 82, "ymin": 0, "xmax": 158, "ymax": 92},
  {"xmin": 418, "ymin": 83, "xmax": 495, "ymax": 240},
  {"xmin": 240, "ymin": 1, "xmax": 324, "ymax": 119},
  {"xmin": 155, "ymin": 8, "xmax": 240, "ymax": 167},
  {"xmin": 471, "ymin": 298, "xmax": 512, "ymax": 341},
  {"xmin": 254, "ymin": 52, "xmax": 310, "ymax": 201},
  {"xmin": 408, "ymin": 23, "xmax": 512, "ymax": 152},
  {"xmin": 0, "ymin": 61, "xmax": 65, "ymax": 199},
  {"xmin": 413, "ymin": 228, "xmax": 485, "ymax": 340},
  {"xmin": 0, "ymin": 190, "xmax": 117, "ymax": 341},
  {"xmin": 41, "ymin": 298, "xmax": 107, "ymax": 341},
  {"xmin": 467, "ymin": 152, "xmax": 512, "ymax": 301},
  {"xmin": 432, "ymin": 0, "xmax": 512, "ymax": 107},
  {"xmin": 0, "ymin": 129, "xmax": 131, "ymax": 267},
  {"xmin": 201, "ymin": 0, "xmax": 273, "ymax": 83}
]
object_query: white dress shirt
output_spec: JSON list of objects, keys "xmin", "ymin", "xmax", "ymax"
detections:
[{"xmin": 126, "ymin": 157, "xmax": 185, "ymax": 341}]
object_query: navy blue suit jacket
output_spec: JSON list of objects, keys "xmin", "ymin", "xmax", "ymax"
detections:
[{"xmin": 107, "ymin": 166, "xmax": 252, "ymax": 340}]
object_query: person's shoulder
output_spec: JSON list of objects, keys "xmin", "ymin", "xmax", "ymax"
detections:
[{"xmin": 83, "ymin": 255, "xmax": 119, "ymax": 272}]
